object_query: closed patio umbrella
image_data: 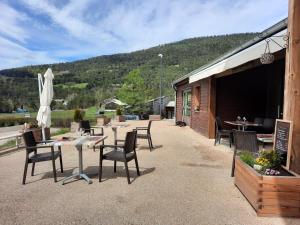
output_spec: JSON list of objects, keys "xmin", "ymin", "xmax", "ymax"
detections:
[{"xmin": 36, "ymin": 68, "xmax": 54, "ymax": 140}]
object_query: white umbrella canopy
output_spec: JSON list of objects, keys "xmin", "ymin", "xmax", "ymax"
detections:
[{"xmin": 36, "ymin": 68, "xmax": 54, "ymax": 133}]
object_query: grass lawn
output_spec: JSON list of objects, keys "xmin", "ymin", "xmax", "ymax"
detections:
[
  {"xmin": 54, "ymin": 82, "xmax": 88, "ymax": 89},
  {"xmin": 0, "ymin": 106, "xmax": 115, "ymax": 121},
  {"xmin": 0, "ymin": 140, "xmax": 16, "ymax": 150}
]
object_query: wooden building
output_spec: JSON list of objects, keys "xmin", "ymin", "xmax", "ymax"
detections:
[{"xmin": 173, "ymin": 19, "xmax": 288, "ymax": 139}]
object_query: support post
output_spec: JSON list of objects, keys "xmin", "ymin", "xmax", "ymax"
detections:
[{"xmin": 283, "ymin": 0, "xmax": 300, "ymax": 173}]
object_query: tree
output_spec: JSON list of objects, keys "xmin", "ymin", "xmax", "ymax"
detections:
[{"xmin": 117, "ymin": 69, "xmax": 147, "ymax": 113}]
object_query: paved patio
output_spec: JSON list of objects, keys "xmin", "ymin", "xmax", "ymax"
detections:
[{"xmin": 0, "ymin": 120, "xmax": 298, "ymax": 225}]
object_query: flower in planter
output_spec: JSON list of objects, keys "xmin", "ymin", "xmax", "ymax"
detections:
[{"xmin": 265, "ymin": 168, "xmax": 280, "ymax": 176}]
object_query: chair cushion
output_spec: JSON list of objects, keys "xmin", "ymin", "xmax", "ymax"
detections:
[
  {"xmin": 28, "ymin": 151, "xmax": 60, "ymax": 163},
  {"xmin": 103, "ymin": 151, "xmax": 135, "ymax": 162}
]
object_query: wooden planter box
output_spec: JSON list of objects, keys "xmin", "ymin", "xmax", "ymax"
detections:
[
  {"xmin": 96, "ymin": 116, "xmax": 111, "ymax": 126},
  {"xmin": 235, "ymin": 157, "xmax": 300, "ymax": 217},
  {"xmin": 149, "ymin": 115, "xmax": 161, "ymax": 121},
  {"xmin": 115, "ymin": 115, "xmax": 125, "ymax": 122},
  {"xmin": 29, "ymin": 128, "xmax": 51, "ymax": 141}
]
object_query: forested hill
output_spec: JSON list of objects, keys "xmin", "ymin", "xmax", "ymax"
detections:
[{"xmin": 0, "ymin": 33, "xmax": 257, "ymax": 112}]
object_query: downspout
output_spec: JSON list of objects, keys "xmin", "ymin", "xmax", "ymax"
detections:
[{"xmin": 172, "ymin": 84, "xmax": 177, "ymax": 123}]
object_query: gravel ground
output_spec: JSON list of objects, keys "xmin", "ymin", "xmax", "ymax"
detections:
[{"xmin": 0, "ymin": 120, "xmax": 298, "ymax": 225}]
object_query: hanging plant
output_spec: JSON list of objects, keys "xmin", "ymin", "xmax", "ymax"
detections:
[{"xmin": 260, "ymin": 39, "xmax": 275, "ymax": 64}]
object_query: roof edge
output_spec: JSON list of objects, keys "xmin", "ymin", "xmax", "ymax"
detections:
[{"xmin": 172, "ymin": 18, "xmax": 288, "ymax": 86}]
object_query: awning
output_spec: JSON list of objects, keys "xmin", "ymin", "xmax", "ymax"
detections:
[{"xmin": 189, "ymin": 29, "xmax": 287, "ymax": 84}]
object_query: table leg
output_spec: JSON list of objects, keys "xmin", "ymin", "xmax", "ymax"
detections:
[
  {"xmin": 113, "ymin": 128, "xmax": 117, "ymax": 145},
  {"xmin": 62, "ymin": 146, "xmax": 93, "ymax": 185}
]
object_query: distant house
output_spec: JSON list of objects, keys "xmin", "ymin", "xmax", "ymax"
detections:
[
  {"xmin": 103, "ymin": 98, "xmax": 128, "ymax": 110},
  {"xmin": 147, "ymin": 96, "xmax": 174, "ymax": 117}
]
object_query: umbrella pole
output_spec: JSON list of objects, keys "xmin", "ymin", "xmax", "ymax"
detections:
[{"xmin": 42, "ymin": 126, "xmax": 46, "ymax": 141}]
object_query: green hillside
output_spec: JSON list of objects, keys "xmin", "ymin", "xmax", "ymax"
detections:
[{"xmin": 0, "ymin": 33, "xmax": 257, "ymax": 112}]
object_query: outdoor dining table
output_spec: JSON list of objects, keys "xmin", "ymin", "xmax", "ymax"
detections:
[
  {"xmin": 53, "ymin": 135, "xmax": 107, "ymax": 185},
  {"xmin": 224, "ymin": 121, "xmax": 262, "ymax": 131},
  {"xmin": 92, "ymin": 124, "xmax": 129, "ymax": 145}
]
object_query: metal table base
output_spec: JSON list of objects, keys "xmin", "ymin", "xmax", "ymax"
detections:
[{"xmin": 62, "ymin": 145, "xmax": 93, "ymax": 185}]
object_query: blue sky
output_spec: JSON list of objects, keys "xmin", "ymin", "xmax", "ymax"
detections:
[{"xmin": 0, "ymin": 0, "xmax": 288, "ymax": 70}]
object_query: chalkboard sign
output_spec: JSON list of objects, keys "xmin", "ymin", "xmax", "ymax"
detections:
[{"xmin": 274, "ymin": 119, "xmax": 293, "ymax": 168}]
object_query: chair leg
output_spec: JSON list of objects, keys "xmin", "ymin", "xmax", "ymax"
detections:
[
  {"xmin": 231, "ymin": 149, "xmax": 237, "ymax": 177},
  {"xmin": 134, "ymin": 156, "xmax": 140, "ymax": 176},
  {"xmin": 99, "ymin": 154, "xmax": 103, "ymax": 182},
  {"xmin": 149, "ymin": 135, "xmax": 154, "ymax": 149},
  {"xmin": 22, "ymin": 160, "xmax": 29, "ymax": 185},
  {"xmin": 124, "ymin": 161, "xmax": 130, "ymax": 184},
  {"xmin": 229, "ymin": 135, "xmax": 232, "ymax": 148},
  {"xmin": 214, "ymin": 134, "xmax": 218, "ymax": 146},
  {"xmin": 147, "ymin": 137, "xmax": 152, "ymax": 151},
  {"xmin": 52, "ymin": 158, "xmax": 57, "ymax": 182},
  {"xmin": 114, "ymin": 161, "xmax": 117, "ymax": 173},
  {"xmin": 31, "ymin": 162, "xmax": 35, "ymax": 176},
  {"xmin": 59, "ymin": 154, "xmax": 64, "ymax": 173},
  {"xmin": 93, "ymin": 146, "xmax": 95, "ymax": 152}
]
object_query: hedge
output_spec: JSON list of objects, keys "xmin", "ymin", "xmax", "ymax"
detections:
[{"xmin": 0, "ymin": 117, "xmax": 94, "ymax": 128}]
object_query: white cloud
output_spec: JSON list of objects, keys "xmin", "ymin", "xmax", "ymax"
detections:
[
  {"xmin": 0, "ymin": 36, "xmax": 57, "ymax": 69},
  {"xmin": 0, "ymin": 2, "xmax": 29, "ymax": 43},
  {"xmin": 0, "ymin": 0, "xmax": 288, "ymax": 69}
]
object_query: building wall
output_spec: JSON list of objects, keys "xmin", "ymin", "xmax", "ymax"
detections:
[
  {"xmin": 190, "ymin": 79, "xmax": 210, "ymax": 136},
  {"xmin": 175, "ymin": 78, "xmax": 214, "ymax": 138}
]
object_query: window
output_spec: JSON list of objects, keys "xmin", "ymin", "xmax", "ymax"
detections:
[
  {"xmin": 194, "ymin": 86, "xmax": 200, "ymax": 111},
  {"xmin": 183, "ymin": 90, "xmax": 192, "ymax": 116}
]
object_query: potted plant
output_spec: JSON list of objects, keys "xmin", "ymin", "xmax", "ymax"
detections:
[
  {"xmin": 71, "ymin": 109, "xmax": 85, "ymax": 132},
  {"xmin": 115, "ymin": 107, "xmax": 125, "ymax": 122}
]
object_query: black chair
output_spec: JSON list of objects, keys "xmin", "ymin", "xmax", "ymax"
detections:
[
  {"xmin": 22, "ymin": 131, "xmax": 63, "ymax": 184},
  {"xmin": 254, "ymin": 117, "xmax": 264, "ymax": 125},
  {"xmin": 231, "ymin": 130, "xmax": 259, "ymax": 177},
  {"xmin": 99, "ymin": 130, "xmax": 140, "ymax": 184},
  {"xmin": 136, "ymin": 120, "xmax": 153, "ymax": 150},
  {"xmin": 80, "ymin": 120, "xmax": 104, "ymax": 136},
  {"xmin": 214, "ymin": 117, "xmax": 233, "ymax": 147},
  {"xmin": 80, "ymin": 120, "xmax": 104, "ymax": 151},
  {"xmin": 248, "ymin": 117, "xmax": 264, "ymax": 133},
  {"xmin": 262, "ymin": 118, "xmax": 275, "ymax": 134}
]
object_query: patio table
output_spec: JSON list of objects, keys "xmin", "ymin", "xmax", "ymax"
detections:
[
  {"xmin": 224, "ymin": 121, "xmax": 262, "ymax": 131},
  {"xmin": 53, "ymin": 135, "xmax": 107, "ymax": 185},
  {"xmin": 92, "ymin": 124, "xmax": 129, "ymax": 145},
  {"xmin": 257, "ymin": 134, "xmax": 274, "ymax": 148}
]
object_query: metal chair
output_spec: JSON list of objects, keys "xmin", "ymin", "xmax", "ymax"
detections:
[
  {"xmin": 80, "ymin": 120, "xmax": 104, "ymax": 151},
  {"xmin": 262, "ymin": 118, "xmax": 275, "ymax": 134},
  {"xmin": 231, "ymin": 130, "xmax": 259, "ymax": 177},
  {"xmin": 80, "ymin": 120, "xmax": 104, "ymax": 136},
  {"xmin": 214, "ymin": 117, "xmax": 233, "ymax": 147},
  {"xmin": 99, "ymin": 130, "xmax": 140, "ymax": 184},
  {"xmin": 136, "ymin": 120, "xmax": 153, "ymax": 151},
  {"xmin": 22, "ymin": 131, "xmax": 63, "ymax": 184}
]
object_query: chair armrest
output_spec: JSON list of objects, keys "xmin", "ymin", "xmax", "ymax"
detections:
[
  {"xmin": 36, "ymin": 140, "xmax": 55, "ymax": 144},
  {"xmin": 26, "ymin": 145, "xmax": 54, "ymax": 150},
  {"xmin": 136, "ymin": 127, "xmax": 148, "ymax": 130},
  {"xmin": 100, "ymin": 144, "xmax": 124, "ymax": 149}
]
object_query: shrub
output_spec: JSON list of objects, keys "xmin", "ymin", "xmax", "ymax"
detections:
[
  {"xmin": 73, "ymin": 109, "xmax": 85, "ymax": 122},
  {"xmin": 240, "ymin": 151, "xmax": 255, "ymax": 167},
  {"xmin": 116, "ymin": 107, "xmax": 123, "ymax": 116}
]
